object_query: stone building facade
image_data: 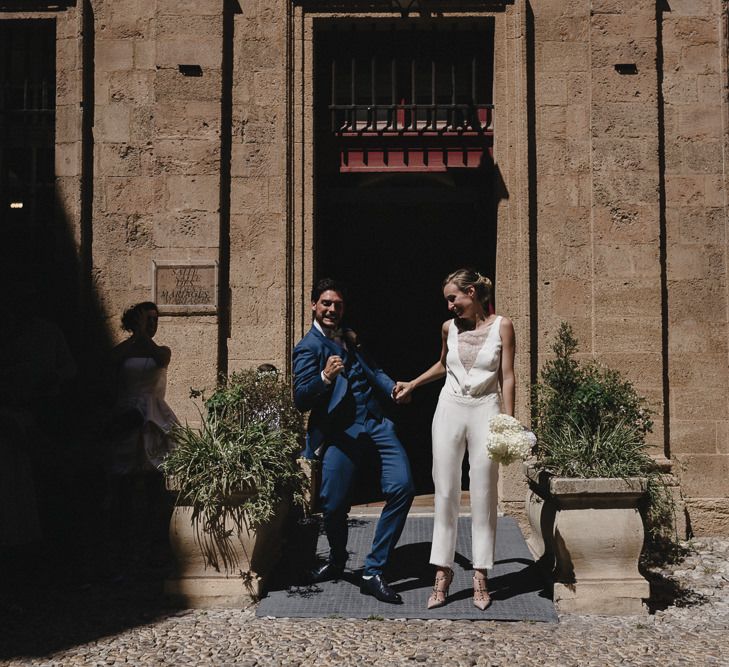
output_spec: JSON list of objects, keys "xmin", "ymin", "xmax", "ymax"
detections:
[{"xmin": 1, "ymin": 0, "xmax": 727, "ymax": 534}]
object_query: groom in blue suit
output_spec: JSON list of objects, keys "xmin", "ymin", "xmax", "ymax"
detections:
[{"xmin": 293, "ymin": 278, "xmax": 414, "ymax": 603}]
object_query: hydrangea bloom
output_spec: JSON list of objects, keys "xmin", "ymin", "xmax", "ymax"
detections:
[{"xmin": 486, "ymin": 414, "xmax": 536, "ymax": 466}]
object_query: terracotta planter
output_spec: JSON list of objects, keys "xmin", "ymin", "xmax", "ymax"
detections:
[
  {"xmin": 525, "ymin": 464, "xmax": 650, "ymax": 615},
  {"xmin": 164, "ymin": 487, "xmax": 289, "ymax": 608}
]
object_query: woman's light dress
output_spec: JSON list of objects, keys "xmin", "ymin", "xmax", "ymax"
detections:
[{"xmin": 110, "ymin": 357, "xmax": 178, "ymax": 475}]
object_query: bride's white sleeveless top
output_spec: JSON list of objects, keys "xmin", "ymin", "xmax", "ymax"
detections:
[{"xmin": 443, "ymin": 315, "xmax": 503, "ymax": 399}]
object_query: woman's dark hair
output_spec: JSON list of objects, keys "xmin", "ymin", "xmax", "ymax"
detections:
[
  {"xmin": 311, "ymin": 278, "xmax": 347, "ymax": 303},
  {"xmin": 121, "ymin": 301, "xmax": 158, "ymax": 332}
]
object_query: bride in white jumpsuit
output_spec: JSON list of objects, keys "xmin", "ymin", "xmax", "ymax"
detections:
[{"xmin": 394, "ymin": 269, "xmax": 515, "ymax": 611}]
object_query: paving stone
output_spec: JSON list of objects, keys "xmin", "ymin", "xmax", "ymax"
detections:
[{"xmin": 2, "ymin": 539, "xmax": 729, "ymax": 666}]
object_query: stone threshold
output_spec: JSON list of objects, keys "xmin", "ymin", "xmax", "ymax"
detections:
[{"xmin": 351, "ymin": 492, "xmax": 473, "ymax": 517}]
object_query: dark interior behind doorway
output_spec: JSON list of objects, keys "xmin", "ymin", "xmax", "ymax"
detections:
[
  {"xmin": 0, "ymin": 20, "xmax": 61, "ymax": 309},
  {"xmin": 316, "ymin": 170, "xmax": 498, "ymax": 496},
  {"xmin": 314, "ymin": 18, "xmax": 499, "ymax": 497}
]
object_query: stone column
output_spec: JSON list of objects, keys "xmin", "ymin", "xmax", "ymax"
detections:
[
  {"xmin": 496, "ymin": 1, "xmax": 537, "ymax": 522},
  {"xmin": 228, "ymin": 0, "xmax": 290, "ymax": 372},
  {"xmin": 533, "ymin": 0, "xmax": 593, "ymax": 351},
  {"xmin": 151, "ymin": 0, "xmax": 223, "ymax": 418},
  {"xmin": 91, "ymin": 0, "xmax": 223, "ymax": 420},
  {"xmin": 662, "ymin": 0, "xmax": 729, "ymax": 534},
  {"xmin": 588, "ymin": 0, "xmax": 665, "ymax": 452}
]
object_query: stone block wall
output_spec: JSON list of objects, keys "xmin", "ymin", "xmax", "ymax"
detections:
[
  {"xmin": 6, "ymin": 0, "xmax": 289, "ymax": 420},
  {"xmin": 589, "ymin": 0, "xmax": 664, "ymax": 452},
  {"xmin": 662, "ymin": 0, "xmax": 729, "ymax": 534},
  {"xmin": 92, "ymin": 0, "xmax": 222, "ymax": 420},
  {"xmin": 532, "ymin": 0, "xmax": 729, "ymax": 534},
  {"xmin": 533, "ymin": 0, "xmax": 664, "ymax": 452},
  {"xmin": 490, "ymin": 3, "xmax": 536, "ymax": 521},
  {"xmin": 2, "ymin": 0, "xmax": 728, "ymax": 533},
  {"xmin": 532, "ymin": 0, "xmax": 593, "ymax": 358},
  {"xmin": 55, "ymin": 9, "xmax": 83, "ymax": 251},
  {"xmin": 228, "ymin": 0, "xmax": 289, "ymax": 374},
  {"xmin": 84, "ymin": 0, "xmax": 728, "ymax": 533}
]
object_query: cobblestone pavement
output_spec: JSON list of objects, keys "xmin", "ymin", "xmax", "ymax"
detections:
[{"xmin": 1, "ymin": 539, "xmax": 727, "ymax": 667}]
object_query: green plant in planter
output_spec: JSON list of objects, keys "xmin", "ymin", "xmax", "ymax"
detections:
[
  {"xmin": 532, "ymin": 323, "xmax": 653, "ymax": 454},
  {"xmin": 532, "ymin": 323, "xmax": 676, "ymax": 550},
  {"xmin": 537, "ymin": 417, "xmax": 653, "ymax": 480},
  {"xmin": 202, "ymin": 369, "xmax": 304, "ymax": 442},
  {"xmin": 162, "ymin": 369, "xmax": 307, "ymax": 570}
]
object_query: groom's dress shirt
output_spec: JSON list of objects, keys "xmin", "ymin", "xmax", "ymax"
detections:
[{"xmin": 313, "ymin": 319, "xmax": 344, "ymax": 344}]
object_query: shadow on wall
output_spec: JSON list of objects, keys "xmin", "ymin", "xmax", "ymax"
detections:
[
  {"xmin": 0, "ymin": 8, "xmax": 177, "ymax": 659},
  {"xmin": 0, "ymin": 195, "xmax": 188, "ymax": 660},
  {"xmin": 0, "ymin": 202, "xmax": 187, "ymax": 660}
]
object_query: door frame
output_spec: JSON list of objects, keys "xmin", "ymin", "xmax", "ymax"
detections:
[{"xmin": 286, "ymin": 3, "xmax": 532, "ymax": 508}]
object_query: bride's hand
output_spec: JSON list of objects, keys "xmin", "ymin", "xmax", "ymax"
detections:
[{"xmin": 393, "ymin": 381, "xmax": 414, "ymax": 404}]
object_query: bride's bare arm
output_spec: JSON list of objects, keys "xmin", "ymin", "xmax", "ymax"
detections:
[{"xmin": 498, "ymin": 317, "xmax": 515, "ymax": 416}]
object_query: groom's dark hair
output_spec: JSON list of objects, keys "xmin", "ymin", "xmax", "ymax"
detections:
[{"xmin": 311, "ymin": 278, "xmax": 348, "ymax": 303}]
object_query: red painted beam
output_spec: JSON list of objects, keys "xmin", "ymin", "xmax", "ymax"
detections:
[{"xmin": 340, "ymin": 146, "xmax": 488, "ymax": 172}]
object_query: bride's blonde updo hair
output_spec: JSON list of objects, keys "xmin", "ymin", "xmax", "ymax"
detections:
[{"xmin": 443, "ymin": 268, "xmax": 493, "ymax": 312}]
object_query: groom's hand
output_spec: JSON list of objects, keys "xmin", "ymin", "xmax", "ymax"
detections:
[{"xmin": 323, "ymin": 355, "xmax": 344, "ymax": 382}]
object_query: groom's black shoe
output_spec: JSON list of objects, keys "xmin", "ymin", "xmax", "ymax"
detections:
[
  {"xmin": 307, "ymin": 562, "xmax": 344, "ymax": 584},
  {"xmin": 360, "ymin": 574, "xmax": 402, "ymax": 604}
]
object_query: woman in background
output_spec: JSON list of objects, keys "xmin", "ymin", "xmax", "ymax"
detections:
[{"xmin": 106, "ymin": 302, "xmax": 178, "ymax": 579}]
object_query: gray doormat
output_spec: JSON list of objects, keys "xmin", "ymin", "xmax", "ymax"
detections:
[{"xmin": 256, "ymin": 516, "xmax": 557, "ymax": 622}]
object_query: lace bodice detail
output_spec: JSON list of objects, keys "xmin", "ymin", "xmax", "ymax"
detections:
[
  {"xmin": 443, "ymin": 316, "xmax": 502, "ymax": 399},
  {"xmin": 457, "ymin": 324, "xmax": 493, "ymax": 373}
]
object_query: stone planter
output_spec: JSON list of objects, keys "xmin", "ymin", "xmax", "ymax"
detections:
[
  {"xmin": 525, "ymin": 464, "xmax": 650, "ymax": 615},
  {"xmin": 164, "ymin": 486, "xmax": 288, "ymax": 608}
]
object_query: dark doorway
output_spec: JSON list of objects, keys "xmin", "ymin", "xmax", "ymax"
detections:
[
  {"xmin": 315, "ymin": 20, "xmax": 499, "ymax": 502},
  {"xmin": 314, "ymin": 19, "xmax": 499, "ymax": 496},
  {"xmin": 316, "ymin": 171, "xmax": 498, "ymax": 495}
]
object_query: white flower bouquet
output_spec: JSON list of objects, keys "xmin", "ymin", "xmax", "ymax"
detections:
[{"xmin": 486, "ymin": 414, "xmax": 536, "ymax": 466}]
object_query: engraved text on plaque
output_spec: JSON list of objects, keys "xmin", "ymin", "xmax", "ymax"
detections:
[{"xmin": 153, "ymin": 261, "xmax": 218, "ymax": 314}]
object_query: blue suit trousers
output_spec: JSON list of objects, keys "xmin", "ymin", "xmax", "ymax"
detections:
[{"xmin": 319, "ymin": 417, "xmax": 414, "ymax": 576}]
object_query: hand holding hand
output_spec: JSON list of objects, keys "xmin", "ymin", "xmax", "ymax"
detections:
[
  {"xmin": 323, "ymin": 355, "xmax": 344, "ymax": 382},
  {"xmin": 393, "ymin": 381, "xmax": 414, "ymax": 404}
]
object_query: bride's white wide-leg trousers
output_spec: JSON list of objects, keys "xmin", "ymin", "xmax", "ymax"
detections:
[{"xmin": 429, "ymin": 391, "xmax": 500, "ymax": 570}]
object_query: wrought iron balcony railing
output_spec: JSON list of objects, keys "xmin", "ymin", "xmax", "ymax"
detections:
[{"xmin": 330, "ymin": 102, "xmax": 494, "ymax": 135}]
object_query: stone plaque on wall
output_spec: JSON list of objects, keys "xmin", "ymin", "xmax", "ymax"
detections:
[{"xmin": 153, "ymin": 260, "xmax": 218, "ymax": 315}]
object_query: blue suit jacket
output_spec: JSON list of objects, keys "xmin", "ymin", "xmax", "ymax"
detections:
[{"xmin": 292, "ymin": 326, "xmax": 396, "ymax": 459}]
